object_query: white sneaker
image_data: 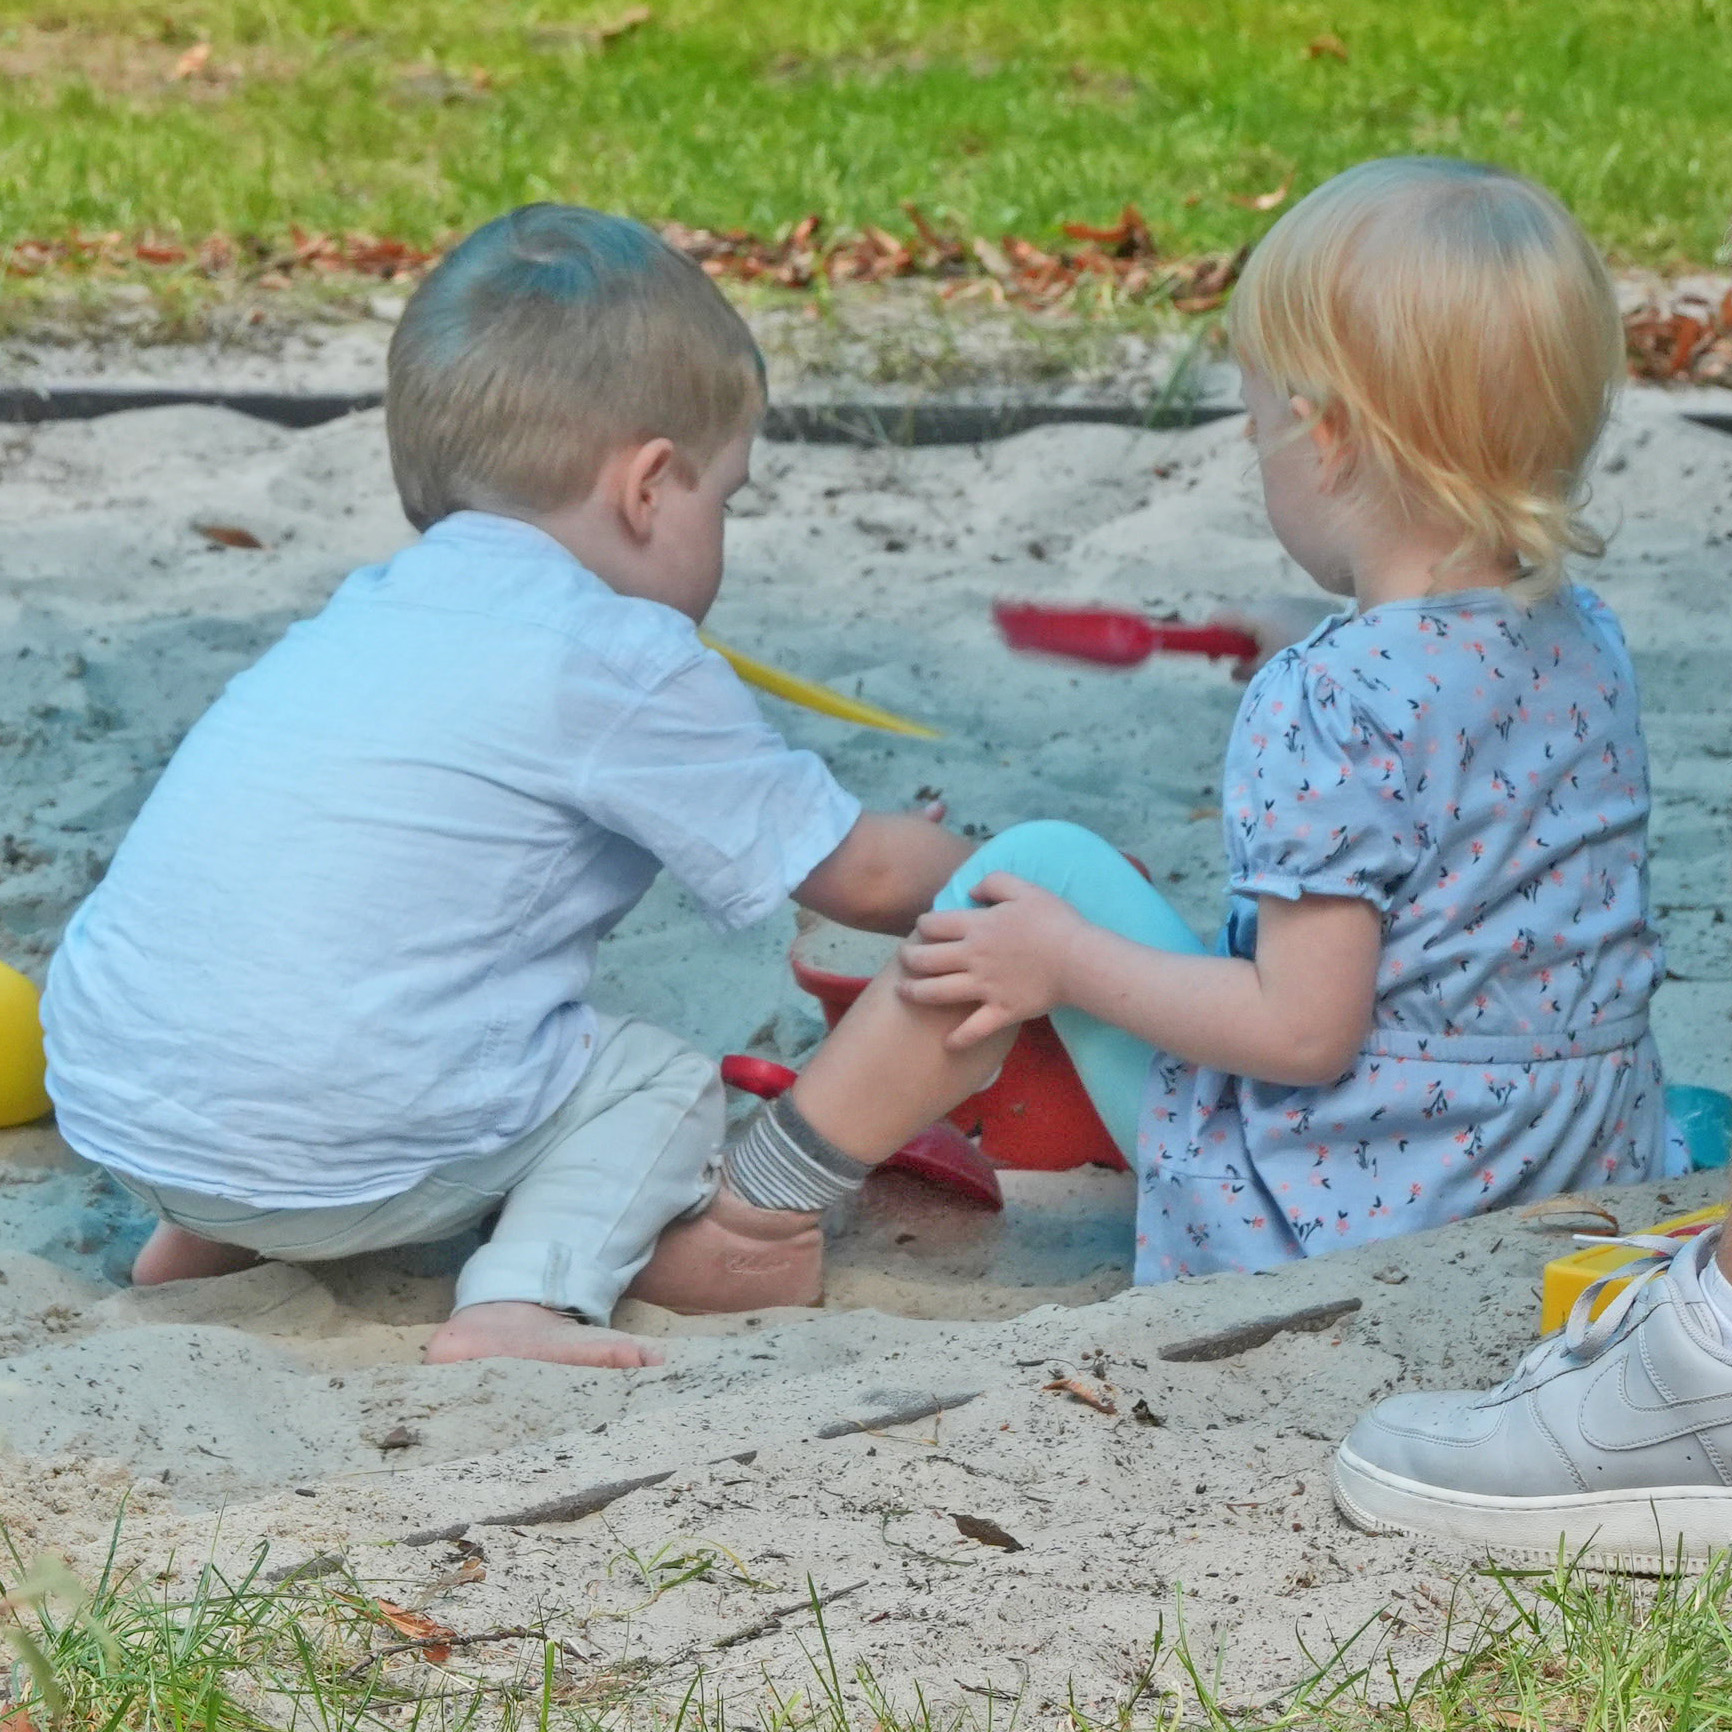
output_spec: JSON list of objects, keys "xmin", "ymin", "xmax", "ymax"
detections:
[{"xmin": 1334, "ymin": 1226, "xmax": 1732, "ymax": 1570}]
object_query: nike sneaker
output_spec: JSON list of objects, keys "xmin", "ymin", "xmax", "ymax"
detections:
[{"xmin": 1334, "ymin": 1225, "xmax": 1732, "ymax": 1570}]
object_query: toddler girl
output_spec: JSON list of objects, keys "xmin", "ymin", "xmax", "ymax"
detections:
[{"xmin": 675, "ymin": 157, "xmax": 1671, "ymax": 1289}]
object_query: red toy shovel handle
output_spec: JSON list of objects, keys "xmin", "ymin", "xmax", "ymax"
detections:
[
  {"xmin": 1146, "ymin": 621, "xmax": 1264, "ymax": 660},
  {"xmin": 994, "ymin": 600, "xmax": 1258, "ymax": 666}
]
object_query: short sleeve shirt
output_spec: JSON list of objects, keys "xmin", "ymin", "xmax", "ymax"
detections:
[
  {"xmin": 1135, "ymin": 584, "xmax": 1668, "ymax": 1282},
  {"xmin": 43, "ymin": 512, "xmax": 862, "ymax": 1206}
]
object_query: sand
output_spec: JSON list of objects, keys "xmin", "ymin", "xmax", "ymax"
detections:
[{"xmin": 0, "ymin": 377, "xmax": 1728, "ymax": 1710}]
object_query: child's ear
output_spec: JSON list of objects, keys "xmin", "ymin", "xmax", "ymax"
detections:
[
  {"xmin": 1293, "ymin": 395, "xmax": 1353, "ymax": 492},
  {"xmin": 618, "ymin": 437, "xmax": 678, "ymax": 542}
]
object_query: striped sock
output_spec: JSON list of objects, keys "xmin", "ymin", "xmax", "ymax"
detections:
[{"xmin": 723, "ymin": 1093, "xmax": 872, "ymax": 1213}]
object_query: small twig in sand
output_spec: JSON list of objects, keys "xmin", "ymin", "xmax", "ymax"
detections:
[
  {"xmin": 815, "ymin": 1390, "xmax": 982, "ymax": 1438},
  {"xmin": 399, "ymin": 1452, "xmax": 759, "ymax": 1546},
  {"xmin": 1158, "ymin": 1298, "xmax": 1362, "ymax": 1363},
  {"xmin": 341, "ymin": 1625, "xmax": 587, "ymax": 1681},
  {"xmin": 669, "ymin": 1580, "xmax": 868, "ymax": 1662},
  {"xmin": 264, "ymin": 1550, "xmax": 346, "ymax": 1584},
  {"xmin": 479, "ymin": 1471, "xmax": 677, "ymax": 1530}
]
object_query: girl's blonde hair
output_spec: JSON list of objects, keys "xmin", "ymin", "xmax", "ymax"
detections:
[{"xmin": 1227, "ymin": 158, "xmax": 1623, "ymax": 595}]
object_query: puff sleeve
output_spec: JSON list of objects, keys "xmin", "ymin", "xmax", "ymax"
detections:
[{"xmin": 1222, "ymin": 649, "xmax": 1419, "ymax": 912}]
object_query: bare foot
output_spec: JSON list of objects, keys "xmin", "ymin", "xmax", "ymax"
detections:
[
  {"xmin": 132, "ymin": 1222, "xmax": 260, "ymax": 1286},
  {"xmin": 425, "ymin": 1301, "xmax": 664, "ymax": 1369},
  {"xmin": 625, "ymin": 1184, "xmax": 823, "ymax": 1314}
]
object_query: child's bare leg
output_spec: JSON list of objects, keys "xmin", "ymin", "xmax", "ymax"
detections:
[
  {"xmin": 628, "ymin": 962, "xmax": 1015, "ymax": 1314},
  {"xmin": 426, "ymin": 1302, "xmax": 663, "ymax": 1369},
  {"xmin": 787, "ymin": 961, "xmax": 1016, "ymax": 1161},
  {"xmin": 132, "ymin": 1222, "xmax": 260, "ymax": 1286}
]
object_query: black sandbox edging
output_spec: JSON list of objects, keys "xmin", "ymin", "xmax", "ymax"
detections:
[
  {"xmin": 4, "ymin": 385, "xmax": 1727, "ymax": 446},
  {"xmin": 1, "ymin": 385, "xmax": 1239, "ymax": 444}
]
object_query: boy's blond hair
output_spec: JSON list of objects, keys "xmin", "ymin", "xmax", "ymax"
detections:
[
  {"xmin": 1227, "ymin": 158, "xmax": 1623, "ymax": 594},
  {"xmin": 387, "ymin": 205, "xmax": 763, "ymax": 531}
]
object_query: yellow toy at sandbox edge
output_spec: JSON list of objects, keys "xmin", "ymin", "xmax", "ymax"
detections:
[
  {"xmin": 1540, "ymin": 1205, "xmax": 1726, "ymax": 1334},
  {"xmin": 0, "ymin": 960, "xmax": 51, "ymax": 1126}
]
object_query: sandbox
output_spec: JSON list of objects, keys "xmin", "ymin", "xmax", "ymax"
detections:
[{"xmin": 0, "ymin": 381, "xmax": 1727, "ymax": 1707}]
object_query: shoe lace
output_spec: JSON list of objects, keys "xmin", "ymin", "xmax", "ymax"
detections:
[
  {"xmin": 1562, "ymin": 1233, "xmax": 1690, "ymax": 1359},
  {"xmin": 1500, "ymin": 1233, "xmax": 1689, "ymax": 1388}
]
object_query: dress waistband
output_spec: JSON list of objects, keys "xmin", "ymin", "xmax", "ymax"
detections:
[{"xmin": 1363, "ymin": 1011, "xmax": 1649, "ymax": 1064}]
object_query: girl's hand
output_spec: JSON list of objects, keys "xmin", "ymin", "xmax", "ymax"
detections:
[
  {"xmin": 897, "ymin": 872, "xmax": 1086, "ymax": 1048},
  {"xmin": 1207, "ymin": 596, "xmax": 1339, "ymax": 681}
]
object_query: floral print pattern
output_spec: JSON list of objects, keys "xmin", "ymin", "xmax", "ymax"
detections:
[{"xmin": 1134, "ymin": 585, "xmax": 1668, "ymax": 1284}]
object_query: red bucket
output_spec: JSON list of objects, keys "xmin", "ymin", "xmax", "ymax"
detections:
[{"xmin": 789, "ymin": 926, "xmax": 1128, "ymax": 1173}]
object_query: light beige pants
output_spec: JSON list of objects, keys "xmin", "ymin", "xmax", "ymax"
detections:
[{"xmin": 116, "ymin": 1015, "xmax": 725, "ymax": 1323}]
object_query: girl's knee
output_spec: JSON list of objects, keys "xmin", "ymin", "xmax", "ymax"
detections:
[{"xmin": 936, "ymin": 820, "xmax": 1121, "ymax": 909}]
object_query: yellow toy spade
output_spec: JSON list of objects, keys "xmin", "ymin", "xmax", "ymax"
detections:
[
  {"xmin": 700, "ymin": 633, "xmax": 940, "ymax": 740},
  {"xmin": 0, "ymin": 961, "xmax": 51, "ymax": 1127}
]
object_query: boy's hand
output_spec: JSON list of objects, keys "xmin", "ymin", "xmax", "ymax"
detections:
[{"xmin": 897, "ymin": 872, "xmax": 1086, "ymax": 1048}]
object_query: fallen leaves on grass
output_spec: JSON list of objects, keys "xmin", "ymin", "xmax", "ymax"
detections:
[
  {"xmin": 664, "ymin": 203, "xmax": 1249, "ymax": 313},
  {"xmin": 1625, "ymin": 286, "xmax": 1732, "ymax": 385},
  {"xmin": 7, "ymin": 202, "xmax": 1727, "ymax": 382},
  {"xmin": 2, "ymin": 227, "xmax": 435, "ymax": 283},
  {"xmin": 1043, "ymin": 1377, "xmax": 1117, "ymax": 1415},
  {"xmin": 951, "ymin": 1514, "xmax": 1024, "ymax": 1551},
  {"xmin": 1304, "ymin": 33, "xmax": 1349, "ymax": 61}
]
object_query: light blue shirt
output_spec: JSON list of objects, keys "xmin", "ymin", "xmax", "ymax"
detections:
[
  {"xmin": 1137, "ymin": 585, "xmax": 1669, "ymax": 1281},
  {"xmin": 43, "ymin": 513, "xmax": 861, "ymax": 1206}
]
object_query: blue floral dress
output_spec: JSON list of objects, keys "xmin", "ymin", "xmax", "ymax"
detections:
[{"xmin": 1134, "ymin": 584, "xmax": 1669, "ymax": 1284}]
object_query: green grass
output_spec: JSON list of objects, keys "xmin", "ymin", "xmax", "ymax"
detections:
[
  {"xmin": 9, "ymin": 1524, "xmax": 1732, "ymax": 1732},
  {"xmin": 0, "ymin": 0, "xmax": 1729, "ymax": 268}
]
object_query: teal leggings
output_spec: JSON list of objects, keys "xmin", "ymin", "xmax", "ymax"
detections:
[{"xmin": 932, "ymin": 820, "xmax": 1207, "ymax": 1159}]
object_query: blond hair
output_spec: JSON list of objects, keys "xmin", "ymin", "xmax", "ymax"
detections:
[
  {"xmin": 1227, "ymin": 158, "xmax": 1623, "ymax": 594},
  {"xmin": 387, "ymin": 205, "xmax": 763, "ymax": 531}
]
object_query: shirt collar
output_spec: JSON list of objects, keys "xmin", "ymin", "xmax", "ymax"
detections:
[{"xmin": 421, "ymin": 510, "xmax": 585, "ymax": 568}]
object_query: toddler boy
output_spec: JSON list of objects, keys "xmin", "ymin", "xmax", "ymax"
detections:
[{"xmin": 41, "ymin": 205, "xmax": 971, "ymax": 1368}]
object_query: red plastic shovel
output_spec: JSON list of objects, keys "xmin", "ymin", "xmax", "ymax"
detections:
[
  {"xmin": 994, "ymin": 600, "xmax": 1259, "ymax": 667},
  {"xmin": 719, "ymin": 1054, "xmax": 1004, "ymax": 1211}
]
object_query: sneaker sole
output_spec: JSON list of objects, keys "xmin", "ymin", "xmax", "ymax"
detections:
[{"xmin": 1333, "ymin": 1443, "xmax": 1732, "ymax": 1573}]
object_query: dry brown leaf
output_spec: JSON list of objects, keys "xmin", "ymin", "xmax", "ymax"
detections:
[
  {"xmin": 951, "ymin": 1513, "xmax": 1024, "ymax": 1552},
  {"xmin": 1230, "ymin": 177, "xmax": 1293, "ymax": 213},
  {"xmin": 2, "ymin": 1709, "xmax": 39, "ymax": 1732},
  {"xmin": 1520, "ymin": 1197, "xmax": 1620, "ymax": 1235},
  {"xmin": 428, "ymin": 1555, "xmax": 487, "ymax": 1593},
  {"xmin": 171, "ymin": 41, "xmax": 211, "ymax": 78},
  {"xmin": 195, "ymin": 522, "xmax": 265, "ymax": 549},
  {"xmin": 1060, "ymin": 203, "xmax": 1151, "ymax": 254},
  {"xmin": 373, "ymin": 1600, "xmax": 457, "ymax": 1663},
  {"xmin": 1304, "ymin": 32, "xmax": 1348, "ymax": 61},
  {"xmin": 1043, "ymin": 1377, "xmax": 1117, "ymax": 1415}
]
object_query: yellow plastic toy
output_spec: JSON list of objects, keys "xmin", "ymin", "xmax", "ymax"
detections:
[
  {"xmin": 700, "ymin": 633, "xmax": 941, "ymax": 740},
  {"xmin": 1540, "ymin": 1205, "xmax": 1725, "ymax": 1334},
  {"xmin": 0, "ymin": 961, "xmax": 51, "ymax": 1127}
]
